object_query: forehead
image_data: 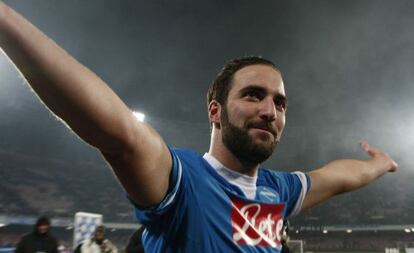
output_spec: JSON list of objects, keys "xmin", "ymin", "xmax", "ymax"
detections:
[{"xmin": 230, "ymin": 64, "xmax": 285, "ymax": 96}]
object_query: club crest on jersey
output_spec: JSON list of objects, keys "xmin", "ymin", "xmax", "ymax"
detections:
[{"xmin": 231, "ymin": 196, "xmax": 285, "ymax": 247}]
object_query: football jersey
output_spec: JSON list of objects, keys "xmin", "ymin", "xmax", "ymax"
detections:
[{"xmin": 132, "ymin": 148, "xmax": 310, "ymax": 253}]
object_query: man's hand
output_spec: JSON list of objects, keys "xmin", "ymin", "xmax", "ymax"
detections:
[{"xmin": 360, "ymin": 141, "xmax": 398, "ymax": 173}]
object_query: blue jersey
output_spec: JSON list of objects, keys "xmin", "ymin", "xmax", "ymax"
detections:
[{"xmin": 132, "ymin": 148, "xmax": 309, "ymax": 253}]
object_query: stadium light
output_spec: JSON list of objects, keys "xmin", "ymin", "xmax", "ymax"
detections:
[
  {"xmin": 322, "ymin": 230, "xmax": 328, "ymax": 234},
  {"xmin": 0, "ymin": 223, "xmax": 5, "ymax": 227},
  {"xmin": 404, "ymin": 228, "xmax": 411, "ymax": 233},
  {"xmin": 132, "ymin": 111, "xmax": 145, "ymax": 122},
  {"xmin": 346, "ymin": 229, "xmax": 352, "ymax": 233}
]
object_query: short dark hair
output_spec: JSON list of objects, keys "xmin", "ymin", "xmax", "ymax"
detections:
[
  {"xmin": 207, "ymin": 56, "xmax": 280, "ymax": 108},
  {"xmin": 95, "ymin": 225, "xmax": 105, "ymax": 235},
  {"xmin": 35, "ymin": 216, "xmax": 50, "ymax": 226}
]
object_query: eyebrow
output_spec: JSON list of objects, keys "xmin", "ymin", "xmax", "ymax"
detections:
[
  {"xmin": 239, "ymin": 85, "xmax": 288, "ymax": 103},
  {"xmin": 239, "ymin": 85, "xmax": 266, "ymax": 95}
]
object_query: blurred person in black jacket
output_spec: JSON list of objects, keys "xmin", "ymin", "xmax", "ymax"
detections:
[
  {"xmin": 15, "ymin": 216, "xmax": 58, "ymax": 253},
  {"xmin": 125, "ymin": 226, "xmax": 145, "ymax": 253}
]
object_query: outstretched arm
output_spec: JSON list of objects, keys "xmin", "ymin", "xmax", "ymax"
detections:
[
  {"xmin": 302, "ymin": 141, "xmax": 398, "ymax": 210},
  {"xmin": 0, "ymin": 2, "xmax": 171, "ymax": 207}
]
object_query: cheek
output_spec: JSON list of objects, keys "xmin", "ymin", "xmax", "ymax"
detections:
[
  {"xmin": 226, "ymin": 104, "xmax": 247, "ymax": 124},
  {"xmin": 277, "ymin": 113, "xmax": 286, "ymax": 131}
]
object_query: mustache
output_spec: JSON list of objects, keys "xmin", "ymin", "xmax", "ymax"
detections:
[{"xmin": 246, "ymin": 121, "xmax": 278, "ymax": 137}]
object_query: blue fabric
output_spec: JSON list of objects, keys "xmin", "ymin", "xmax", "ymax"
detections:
[{"xmin": 132, "ymin": 148, "xmax": 309, "ymax": 253}]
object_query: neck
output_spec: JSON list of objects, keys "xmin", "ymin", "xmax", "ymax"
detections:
[{"xmin": 209, "ymin": 128, "xmax": 259, "ymax": 177}]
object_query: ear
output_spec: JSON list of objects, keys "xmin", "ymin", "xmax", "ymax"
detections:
[{"xmin": 208, "ymin": 100, "xmax": 221, "ymax": 127}]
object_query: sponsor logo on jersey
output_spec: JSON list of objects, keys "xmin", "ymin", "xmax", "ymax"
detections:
[{"xmin": 231, "ymin": 196, "xmax": 285, "ymax": 247}]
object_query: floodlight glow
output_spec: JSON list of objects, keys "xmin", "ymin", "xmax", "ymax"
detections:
[
  {"xmin": 323, "ymin": 230, "xmax": 328, "ymax": 234},
  {"xmin": 346, "ymin": 229, "xmax": 352, "ymax": 233},
  {"xmin": 132, "ymin": 111, "xmax": 145, "ymax": 122},
  {"xmin": 0, "ymin": 223, "xmax": 5, "ymax": 227},
  {"xmin": 411, "ymin": 228, "xmax": 414, "ymax": 232},
  {"xmin": 404, "ymin": 228, "xmax": 411, "ymax": 233}
]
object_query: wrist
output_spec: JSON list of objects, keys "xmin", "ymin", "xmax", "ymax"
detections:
[{"xmin": 366, "ymin": 159, "xmax": 388, "ymax": 177}]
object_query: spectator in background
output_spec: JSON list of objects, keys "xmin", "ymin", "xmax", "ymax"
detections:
[
  {"xmin": 77, "ymin": 226, "xmax": 118, "ymax": 253},
  {"xmin": 125, "ymin": 226, "xmax": 145, "ymax": 253},
  {"xmin": 15, "ymin": 216, "xmax": 58, "ymax": 253},
  {"xmin": 281, "ymin": 220, "xmax": 291, "ymax": 253}
]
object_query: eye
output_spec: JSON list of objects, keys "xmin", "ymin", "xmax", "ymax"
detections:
[
  {"xmin": 274, "ymin": 97, "xmax": 287, "ymax": 111},
  {"xmin": 243, "ymin": 90, "xmax": 264, "ymax": 101}
]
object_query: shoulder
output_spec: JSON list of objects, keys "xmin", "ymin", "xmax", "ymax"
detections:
[
  {"xmin": 83, "ymin": 238, "xmax": 92, "ymax": 243},
  {"xmin": 258, "ymin": 168, "xmax": 307, "ymax": 188},
  {"xmin": 170, "ymin": 147, "xmax": 201, "ymax": 160},
  {"xmin": 19, "ymin": 232, "xmax": 33, "ymax": 242},
  {"xmin": 170, "ymin": 147, "xmax": 206, "ymax": 170},
  {"xmin": 81, "ymin": 238, "xmax": 93, "ymax": 247},
  {"xmin": 258, "ymin": 168, "xmax": 288, "ymax": 183},
  {"xmin": 47, "ymin": 233, "xmax": 59, "ymax": 243}
]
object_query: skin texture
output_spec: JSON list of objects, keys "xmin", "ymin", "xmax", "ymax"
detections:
[{"xmin": 0, "ymin": 2, "xmax": 398, "ymax": 212}]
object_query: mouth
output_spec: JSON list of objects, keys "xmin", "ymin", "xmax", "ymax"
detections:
[{"xmin": 248, "ymin": 123, "xmax": 277, "ymax": 138}]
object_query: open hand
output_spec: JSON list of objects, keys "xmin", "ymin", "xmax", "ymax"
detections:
[{"xmin": 360, "ymin": 141, "xmax": 398, "ymax": 172}]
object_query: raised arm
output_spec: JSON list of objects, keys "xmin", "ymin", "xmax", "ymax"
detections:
[
  {"xmin": 0, "ymin": 2, "xmax": 171, "ymax": 207},
  {"xmin": 302, "ymin": 141, "xmax": 398, "ymax": 210}
]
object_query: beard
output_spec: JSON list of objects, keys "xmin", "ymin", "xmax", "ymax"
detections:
[{"xmin": 220, "ymin": 108, "xmax": 278, "ymax": 164}]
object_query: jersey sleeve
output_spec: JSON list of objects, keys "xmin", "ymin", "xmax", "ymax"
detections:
[
  {"xmin": 279, "ymin": 171, "xmax": 310, "ymax": 217},
  {"xmin": 129, "ymin": 148, "xmax": 183, "ymax": 225}
]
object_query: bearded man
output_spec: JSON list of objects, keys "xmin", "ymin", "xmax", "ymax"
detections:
[{"xmin": 0, "ymin": 3, "xmax": 397, "ymax": 252}]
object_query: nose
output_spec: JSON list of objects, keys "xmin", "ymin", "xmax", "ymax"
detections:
[{"xmin": 259, "ymin": 97, "xmax": 276, "ymax": 122}]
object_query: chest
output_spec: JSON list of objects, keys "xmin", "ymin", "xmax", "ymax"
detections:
[{"xmin": 186, "ymin": 178, "xmax": 286, "ymax": 249}]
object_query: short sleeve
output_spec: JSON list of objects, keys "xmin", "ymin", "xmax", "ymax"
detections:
[
  {"xmin": 279, "ymin": 171, "xmax": 310, "ymax": 217},
  {"xmin": 130, "ymin": 148, "xmax": 183, "ymax": 224}
]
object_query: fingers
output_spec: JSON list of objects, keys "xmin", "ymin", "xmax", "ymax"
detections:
[
  {"xmin": 360, "ymin": 140, "xmax": 399, "ymax": 172},
  {"xmin": 360, "ymin": 140, "xmax": 377, "ymax": 157},
  {"xmin": 391, "ymin": 162, "xmax": 398, "ymax": 172},
  {"xmin": 360, "ymin": 140, "xmax": 369, "ymax": 151}
]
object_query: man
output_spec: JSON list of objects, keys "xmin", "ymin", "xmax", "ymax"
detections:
[
  {"xmin": 15, "ymin": 216, "xmax": 58, "ymax": 253},
  {"xmin": 0, "ymin": 2, "xmax": 397, "ymax": 252},
  {"xmin": 76, "ymin": 226, "xmax": 118, "ymax": 253}
]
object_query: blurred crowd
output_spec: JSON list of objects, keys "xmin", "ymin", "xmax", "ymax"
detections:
[
  {"xmin": 0, "ymin": 216, "xmax": 144, "ymax": 253},
  {"xmin": 2, "ymin": 222, "xmax": 413, "ymax": 252}
]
